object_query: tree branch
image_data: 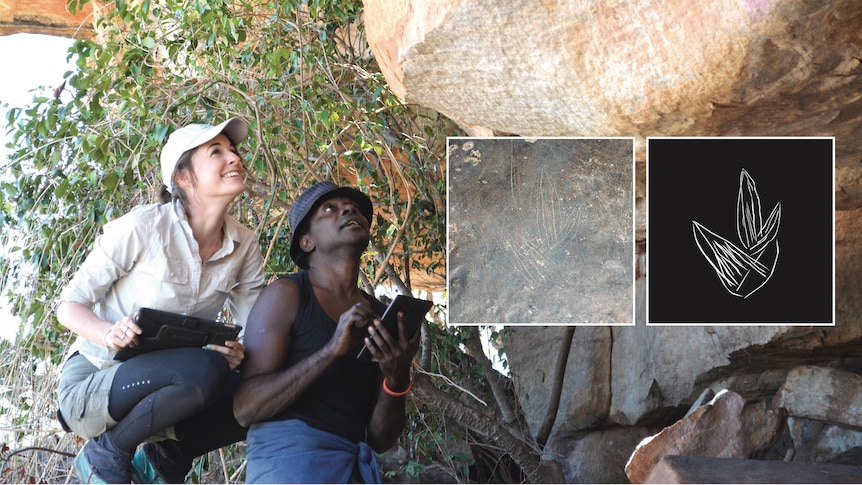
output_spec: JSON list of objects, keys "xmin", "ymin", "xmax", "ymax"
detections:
[
  {"xmin": 369, "ymin": 240, "xmax": 410, "ymax": 294},
  {"xmin": 413, "ymin": 373, "xmax": 544, "ymax": 483},
  {"xmin": 419, "ymin": 319, "xmax": 433, "ymax": 372},
  {"xmin": 535, "ymin": 326, "xmax": 575, "ymax": 449},
  {"xmin": 461, "ymin": 328, "xmax": 518, "ymax": 425}
]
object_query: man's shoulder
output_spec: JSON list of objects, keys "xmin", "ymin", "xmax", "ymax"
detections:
[
  {"xmin": 260, "ymin": 274, "xmax": 303, "ymax": 299},
  {"xmin": 271, "ymin": 274, "xmax": 302, "ymax": 289},
  {"xmin": 248, "ymin": 276, "xmax": 301, "ymax": 323}
]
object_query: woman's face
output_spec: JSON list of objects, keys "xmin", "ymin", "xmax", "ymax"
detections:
[{"xmin": 181, "ymin": 133, "xmax": 245, "ymax": 200}]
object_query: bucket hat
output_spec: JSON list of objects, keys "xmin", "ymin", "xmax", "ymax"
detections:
[
  {"xmin": 289, "ymin": 181, "xmax": 374, "ymax": 269},
  {"xmin": 160, "ymin": 117, "xmax": 249, "ymax": 191}
]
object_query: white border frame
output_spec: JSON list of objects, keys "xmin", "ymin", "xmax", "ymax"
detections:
[
  {"xmin": 446, "ymin": 136, "xmax": 637, "ymax": 326},
  {"xmin": 645, "ymin": 136, "xmax": 836, "ymax": 327}
]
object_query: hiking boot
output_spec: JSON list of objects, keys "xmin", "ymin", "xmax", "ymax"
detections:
[
  {"xmin": 73, "ymin": 436, "xmax": 132, "ymax": 484},
  {"xmin": 130, "ymin": 442, "xmax": 189, "ymax": 484},
  {"xmin": 73, "ymin": 449, "xmax": 107, "ymax": 484},
  {"xmin": 131, "ymin": 448, "xmax": 168, "ymax": 484}
]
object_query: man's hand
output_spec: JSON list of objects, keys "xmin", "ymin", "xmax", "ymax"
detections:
[
  {"xmin": 329, "ymin": 302, "xmax": 376, "ymax": 357},
  {"xmin": 365, "ymin": 312, "xmax": 420, "ymax": 388},
  {"xmin": 365, "ymin": 311, "xmax": 422, "ymax": 452}
]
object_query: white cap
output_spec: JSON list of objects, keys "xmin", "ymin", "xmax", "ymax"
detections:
[{"xmin": 159, "ymin": 117, "xmax": 249, "ymax": 192}]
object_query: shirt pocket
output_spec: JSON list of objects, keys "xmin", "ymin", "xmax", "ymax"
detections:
[
  {"xmin": 129, "ymin": 258, "xmax": 191, "ymax": 309},
  {"xmin": 213, "ymin": 270, "xmax": 239, "ymax": 294}
]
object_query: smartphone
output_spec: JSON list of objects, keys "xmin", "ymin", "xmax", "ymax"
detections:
[{"xmin": 356, "ymin": 295, "xmax": 433, "ymax": 361}]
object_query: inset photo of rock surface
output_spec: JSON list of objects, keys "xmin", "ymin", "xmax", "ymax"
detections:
[{"xmin": 448, "ymin": 137, "xmax": 635, "ymax": 324}]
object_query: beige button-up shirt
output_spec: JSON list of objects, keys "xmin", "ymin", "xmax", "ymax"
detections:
[{"xmin": 59, "ymin": 201, "xmax": 265, "ymax": 368}]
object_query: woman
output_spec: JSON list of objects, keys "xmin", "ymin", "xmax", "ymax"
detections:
[{"xmin": 56, "ymin": 117, "xmax": 265, "ymax": 483}]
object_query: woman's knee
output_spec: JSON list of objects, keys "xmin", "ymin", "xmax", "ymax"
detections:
[
  {"xmin": 121, "ymin": 348, "xmax": 230, "ymax": 401},
  {"xmin": 162, "ymin": 347, "xmax": 230, "ymax": 395}
]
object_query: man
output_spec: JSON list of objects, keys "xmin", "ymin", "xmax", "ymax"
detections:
[{"xmin": 234, "ymin": 181, "xmax": 420, "ymax": 483}]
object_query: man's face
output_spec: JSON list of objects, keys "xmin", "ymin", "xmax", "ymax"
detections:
[{"xmin": 304, "ymin": 195, "xmax": 371, "ymax": 253}]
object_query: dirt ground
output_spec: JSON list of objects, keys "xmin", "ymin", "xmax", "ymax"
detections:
[{"xmin": 448, "ymin": 138, "xmax": 634, "ymax": 324}]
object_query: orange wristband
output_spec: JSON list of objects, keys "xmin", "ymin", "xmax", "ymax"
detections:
[{"xmin": 383, "ymin": 378, "xmax": 412, "ymax": 397}]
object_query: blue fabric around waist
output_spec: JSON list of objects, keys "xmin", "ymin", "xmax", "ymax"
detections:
[{"xmin": 246, "ymin": 419, "xmax": 381, "ymax": 484}]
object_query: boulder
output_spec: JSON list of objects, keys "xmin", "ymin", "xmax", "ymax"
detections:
[
  {"xmin": 775, "ymin": 366, "xmax": 862, "ymax": 429},
  {"xmin": 644, "ymin": 455, "xmax": 862, "ymax": 484},
  {"xmin": 362, "ymin": 0, "xmax": 862, "ymax": 208},
  {"xmin": 788, "ymin": 417, "xmax": 862, "ymax": 465},
  {"xmin": 563, "ymin": 427, "xmax": 656, "ymax": 484},
  {"xmin": 624, "ymin": 390, "xmax": 782, "ymax": 483}
]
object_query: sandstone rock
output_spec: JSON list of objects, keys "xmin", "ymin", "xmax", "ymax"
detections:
[
  {"xmin": 504, "ymin": 326, "xmax": 611, "ymax": 443},
  {"xmin": 0, "ymin": 0, "xmax": 95, "ymax": 38},
  {"xmin": 836, "ymin": 209, "xmax": 862, "ymax": 326},
  {"xmin": 363, "ymin": 0, "xmax": 862, "ymax": 208},
  {"xmin": 563, "ymin": 427, "xmax": 656, "ymax": 484},
  {"xmin": 624, "ymin": 390, "xmax": 782, "ymax": 483},
  {"xmin": 775, "ymin": 366, "xmax": 862, "ymax": 429},
  {"xmin": 788, "ymin": 417, "xmax": 862, "ymax": 465},
  {"xmin": 609, "ymin": 325, "xmax": 786, "ymax": 425},
  {"xmin": 364, "ymin": 0, "xmax": 809, "ymax": 135},
  {"xmin": 644, "ymin": 455, "xmax": 862, "ymax": 484}
]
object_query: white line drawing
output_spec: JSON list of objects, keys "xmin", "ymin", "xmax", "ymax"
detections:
[{"xmin": 692, "ymin": 169, "xmax": 781, "ymax": 299}]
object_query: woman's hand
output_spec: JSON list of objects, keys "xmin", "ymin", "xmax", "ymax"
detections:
[
  {"xmin": 205, "ymin": 340, "xmax": 246, "ymax": 370},
  {"xmin": 103, "ymin": 317, "xmax": 141, "ymax": 351}
]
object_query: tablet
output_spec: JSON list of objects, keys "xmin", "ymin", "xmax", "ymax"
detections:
[
  {"xmin": 356, "ymin": 295, "xmax": 433, "ymax": 361},
  {"xmin": 114, "ymin": 308, "xmax": 242, "ymax": 361}
]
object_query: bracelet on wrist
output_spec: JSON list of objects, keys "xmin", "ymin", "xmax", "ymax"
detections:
[{"xmin": 382, "ymin": 378, "xmax": 412, "ymax": 397}]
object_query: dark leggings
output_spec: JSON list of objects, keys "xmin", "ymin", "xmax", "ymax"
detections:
[{"xmin": 105, "ymin": 347, "xmax": 246, "ymax": 463}]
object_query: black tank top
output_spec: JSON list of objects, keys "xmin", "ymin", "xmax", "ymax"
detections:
[{"xmin": 271, "ymin": 271, "xmax": 385, "ymax": 443}]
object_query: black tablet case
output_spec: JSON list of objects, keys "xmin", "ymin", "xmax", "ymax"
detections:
[
  {"xmin": 114, "ymin": 308, "xmax": 241, "ymax": 361},
  {"xmin": 356, "ymin": 295, "xmax": 433, "ymax": 361}
]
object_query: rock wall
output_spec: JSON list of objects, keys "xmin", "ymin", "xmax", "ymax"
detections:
[
  {"xmin": 499, "ymin": 208, "xmax": 862, "ymax": 482},
  {"xmin": 363, "ymin": 0, "xmax": 862, "ymax": 209},
  {"xmin": 363, "ymin": 0, "xmax": 862, "ymax": 481},
  {"xmin": 626, "ymin": 369, "xmax": 862, "ymax": 483},
  {"xmin": 0, "ymin": 0, "xmax": 94, "ymax": 38}
]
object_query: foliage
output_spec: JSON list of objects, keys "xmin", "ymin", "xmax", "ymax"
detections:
[
  {"xmin": 3, "ymin": 0, "xmax": 449, "ymax": 326},
  {"xmin": 0, "ymin": 0, "xmax": 551, "ymax": 483}
]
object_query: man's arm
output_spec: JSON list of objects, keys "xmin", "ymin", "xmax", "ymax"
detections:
[
  {"xmin": 365, "ymin": 373, "xmax": 411, "ymax": 452},
  {"xmin": 234, "ymin": 278, "xmax": 317, "ymax": 426},
  {"xmin": 363, "ymin": 315, "xmax": 420, "ymax": 452},
  {"xmin": 234, "ymin": 279, "xmax": 377, "ymax": 427}
]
